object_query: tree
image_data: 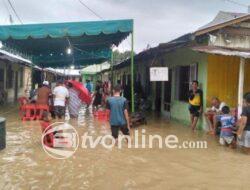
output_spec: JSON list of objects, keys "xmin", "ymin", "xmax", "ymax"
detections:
[{"xmin": 112, "ymin": 50, "xmax": 135, "ymax": 65}]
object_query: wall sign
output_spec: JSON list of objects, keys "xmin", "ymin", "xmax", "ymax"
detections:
[{"xmin": 150, "ymin": 67, "xmax": 169, "ymax": 81}]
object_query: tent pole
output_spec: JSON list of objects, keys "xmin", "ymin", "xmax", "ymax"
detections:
[
  {"xmin": 131, "ymin": 22, "xmax": 135, "ymax": 113},
  {"xmin": 111, "ymin": 50, "xmax": 114, "ymax": 92},
  {"xmin": 238, "ymin": 57, "xmax": 245, "ymax": 119}
]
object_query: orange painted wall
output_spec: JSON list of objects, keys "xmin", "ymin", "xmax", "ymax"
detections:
[
  {"xmin": 244, "ymin": 59, "xmax": 250, "ymax": 93},
  {"xmin": 207, "ymin": 55, "xmax": 250, "ymax": 108},
  {"xmin": 207, "ymin": 55, "xmax": 239, "ymax": 107}
]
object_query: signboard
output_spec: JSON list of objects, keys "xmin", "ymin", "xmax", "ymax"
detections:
[{"xmin": 150, "ymin": 67, "xmax": 168, "ymax": 81}]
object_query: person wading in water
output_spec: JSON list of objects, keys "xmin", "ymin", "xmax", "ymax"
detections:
[
  {"xmin": 106, "ymin": 85, "xmax": 130, "ymax": 144},
  {"xmin": 188, "ymin": 80, "xmax": 203, "ymax": 131}
]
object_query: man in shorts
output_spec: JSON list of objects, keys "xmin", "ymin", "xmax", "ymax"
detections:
[
  {"xmin": 204, "ymin": 97, "xmax": 227, "ymax": 134},
  {"xmin": 53, "ymin": 80, "xmax": 69, "ymax": 120},
  {"xmin": 37, "ymin": 81, "xmax": 52, "ymax": 105},
  {"xmin": 106, "ymin": 85, "xmax": 130, "ymax": 143},
  {"xmin": 188, "ymin": 80, "xmax": 203, "ymax": 131}
]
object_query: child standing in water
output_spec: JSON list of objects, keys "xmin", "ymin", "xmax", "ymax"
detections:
[
  {"xmin": 106, "ymin": 85, "xmax": 130, "ymax": 143},
  {"xmin": 216, "ymin": 106, "xmax": 236, "ymax": 148}
]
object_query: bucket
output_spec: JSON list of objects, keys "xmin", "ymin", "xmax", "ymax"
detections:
[{"xmin": 0, "ymin": 117, "xmax": 6, "ymax": 150}]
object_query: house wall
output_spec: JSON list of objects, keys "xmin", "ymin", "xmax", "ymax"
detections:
[
  {"xmin": 210, "ymin": 33, "xmax": 250, "ymax": 50},
  {"xmin": 23, "ymin": 66, "xmax": 32, "ymax": 98},
  {"xmin": 45, "ymin": 72, "xmax": 57, "ymax": 83},
  {"xmin": 244, "ymin": 59, "xmax": 250, "ymax": 93},
  {"xmin": 207, "ymin": 55, "xmax": 239, "ymax": 107},
  {"xmin": 101, "ymin": 72, "xmax": 109, "ymax": 82},
  {"xmin": 207, "ymin": 55, "xmax": 250, "ymax": 108},
  {"xmin": 0, "ymin": 60, "xmax": 32, "ymax": 103},
  {"xmin": 162, "ymin": 48, "xmax": 208, "ymax": 129},
  {"xmin": 110, "ymin": 60, "xmax": 153, "ymax": 110},
  {"xmin": 109, "ymin": 48, "xmax": 209, "ymax": 129},
  {"xmin": 137, "ymin": 59, "xmax": 150, "ymax": 93},
  {"xmin": 113, "ymin": 67, "xmax": 130, "ymax": 85}
]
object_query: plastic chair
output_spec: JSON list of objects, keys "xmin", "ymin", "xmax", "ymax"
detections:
[
  {"xmin": 21, "ymin": 104, "xmax": 36, "ymax": 121},
  {"xmin": 36, "ymin": 104, "xmax": 49, "ymax": 120},
  {"xmin": 94, "ymin": 110, "xmax": 110, "ymax": 121}
]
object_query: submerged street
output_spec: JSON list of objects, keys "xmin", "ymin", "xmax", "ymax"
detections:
[
  {"xmin": 0, "ymin": 1, "xmax": 250, "ymax": 189},
  {"xmin": 0, "ymin": 106, "xmax": 250, "ymax": 190}
]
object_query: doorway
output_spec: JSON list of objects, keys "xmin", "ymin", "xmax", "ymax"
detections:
[
  {"xmin": 155, "ymin": 81, "xmax": 162, "ymax": 112},
  {"xmin": 14, "ymin": 71, "xmax": 18, "ymax": 101}
]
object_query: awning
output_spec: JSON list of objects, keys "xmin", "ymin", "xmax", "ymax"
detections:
[
  {"xmin": 0, "ymin": 19, "xmax": 133, "ymax": 67},
  {"xmin": 192, "ymin": 46, "xmax": 250, "ymax": 59}
]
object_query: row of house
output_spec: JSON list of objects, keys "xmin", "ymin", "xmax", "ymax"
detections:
[
  {"xmin": 0, "ymin": 51, "xmax": 81, "ymax": 104},
  {"xmin": 0, "ymin": 49, "xmax": 33, "ymax": 103},
  {"xmin": 100, "ymin": 11, "xmax": 250, "ymax": 129}
]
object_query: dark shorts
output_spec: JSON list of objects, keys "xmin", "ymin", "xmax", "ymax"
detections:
[
  {"xmin": 111, "ymin": 125, "xmax": 130, "ymax": 139},
  {"xmin": 189, "ymin": 105, "xmax": 200, "ymax": 117},
  {"xmin": 93, "ymin": 94, "xmax": 102, "ymax": 106},
  {"xmin": 54, "ymin": 106, "xmax": 65, "ymax": 119}
]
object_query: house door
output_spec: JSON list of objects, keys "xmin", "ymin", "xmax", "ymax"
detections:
[
  {"xmin": 155, "ymin": 81, "xmax": 162, "ymax": 112},
  {"xmin": 14, "ymin": 71, "xmax": 18, "ymax": 101}
]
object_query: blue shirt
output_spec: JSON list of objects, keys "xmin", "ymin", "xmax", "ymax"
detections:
[
  {"xmin": 106, "ymin": 96, "xmax": 128, "ymax": 126},
  {"xmin": 217, "ymin": 114, "xmax": 235, "ymax": 137},
  {"xmin": 86, "ymin": 82, "xmax": 92, "ymax": 93}
]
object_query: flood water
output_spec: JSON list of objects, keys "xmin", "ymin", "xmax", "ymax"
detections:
[{"xmin": 0, "ymin": 106, "xmax": 250, "ymax": 190}]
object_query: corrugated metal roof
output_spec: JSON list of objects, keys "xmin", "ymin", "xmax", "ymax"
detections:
[
  {"xmin": 198, "ymin": 11, "xmax": 247, "ymax": 31},
  {"xmin": 0, "ymin": 49, "xmax": 32, "ymax": 64},
  {"xmin": 112, "ymin": 33, "xmax": 192, "ymax": 70},
  {"xmin": 192, "ymin": 46, "xmax": 250, "ymax": 58}
]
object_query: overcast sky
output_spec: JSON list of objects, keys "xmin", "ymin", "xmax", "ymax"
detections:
[{"xmin": 0, "ymin": 0, "xmax": 248, "ymax": 52}]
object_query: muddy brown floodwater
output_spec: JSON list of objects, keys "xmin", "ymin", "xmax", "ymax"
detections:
[{"xmin": 0, "ymin": 106, "xmax": 250, "ymax": 190}]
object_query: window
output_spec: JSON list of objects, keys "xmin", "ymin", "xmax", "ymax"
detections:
[
  {"xmin": 164, "ymin": 69, "xmax": 172, "ymax": 111},
  {"xmin": 0, "ymin": 68, "xmax": 4, "ymax": 89},
  {"xmin": 175, "ymin": 64, "xmax": 198, "ymax": 102},
  {"xmin": 6, "ymin": 65, "xmax": 13, "ymax": 89}
]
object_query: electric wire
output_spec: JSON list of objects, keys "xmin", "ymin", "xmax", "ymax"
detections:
[
  {"xmin": 77, "ymin": 0, "xmax": 104, "ymax": 20},
  {"xmin": 7, "ymin": 0, "xmax": 23, "ymax": 24}
]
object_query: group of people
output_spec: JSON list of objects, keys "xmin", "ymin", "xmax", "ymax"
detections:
[
  {"xmin": 33, "ymin": 79, "xmax": 130, "ymax": 142},
  {"xmin": 188, "ymin": 80, "xmax": 250, "ymax": 153},
  {"xmin": 35, "ymin": 80, "xmax": 81, "ymax": 120},
  {"xmin": 34, "ymin": 78, "xmax": 250, "ymax": 151},
  {"xmin": 32, "ymin": 79, "xmax": 111, "ymax": 119}
]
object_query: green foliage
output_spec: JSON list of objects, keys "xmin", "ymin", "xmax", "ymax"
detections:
[{"xmin": 112, "ymin": 50, "xmax": 135, "ymax": 65}]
